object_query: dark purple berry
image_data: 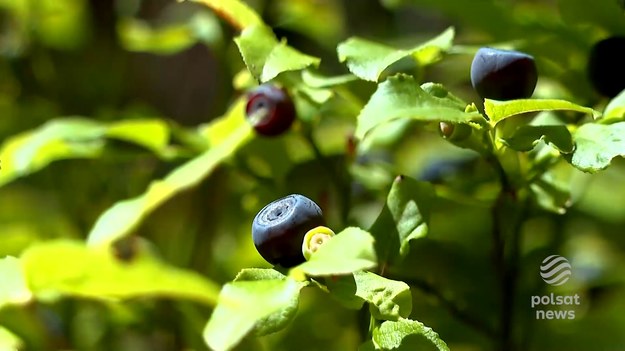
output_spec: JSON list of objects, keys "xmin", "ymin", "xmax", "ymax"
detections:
[
  {"xmin": 471, "ymin": 47, "xmax": 538, "ymax": 101},
  {"xmin": 252, "ymin": 194, "xmax": 325, "ymax": 267},
  {"xmin": 588, "ymin": 36, "xmax": 625, "ymax": 98},
  {"xmin": 245, "ymin": 84, "xmax": 296, "ymax": 136}
]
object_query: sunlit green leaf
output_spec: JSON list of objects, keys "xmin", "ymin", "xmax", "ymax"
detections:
[
  {"xmin": 87, "ymin": 100, "xmax": 253, "ymax": 247},
  {"xmin": 372, "ymin": 318, "xmax": 450, "ymax": 351},
  {"xmin": 0, "ymin": 256, "xmax": 32, "ymax": 309},
  {"xmin": 0, "ymin": 118, "xmax": 106, "ymax": 187},
  {"xmin": 484, "ymin": 99, "xmax": 600, "ymax": 125},
  {"xmin": 603, "ymin": 89, "xmax": 625, "ymax": 122},
  {"xmin": 117, "ymin": 13, "xmax": 222, "ymax": 55},
  {"xmin": 203, "ymin": 277, "xmax": 302, "ymax": 351},
  {"xmin": 568, "ymin": 122, "xmax": 625, "ymax": 172},
  {"xmin": 261, "ymin": 41, "xmax": 320, "ymax": 82},
  {"xmin": 354, "ymin": 271, "xmax": 412, "ymax": 320},
  {"xmin": 0, "ymin": 326, "xmax": 22, "ymax": 351},
  {"xmin": 530, "ymin": 175, "xmax": 572, "ymax": 214},
  {"xmin": 117, "ymin": 18, "xmax": 196, "ymax": 54},
  {"xmin": 337, "ymin": 27, "xmax": 454, "ymax": 81},
  {"xmin": 326, "ymin": 271, "xmax": 412, "ymax": 320},
  {"xmin": 189, "ymin": 0, "xmax": 262, "ymax": 31},
  {"xmin": 21, "ymin": 240, "xmax": 220, "ymax": 305},
  {"xmin": 105, "ymin": 119, "xmax": 170, "ymax": 154},
  {"xmin": 234, "ymin": 268, "xmax": 286, "ymax": 282},
  {"xmin": 369, "ymin": 175, "xmax": 435, "ymax": 264},
  {"xmin": 301, "ymin": 70, "xmax": 357, "ymax": 88},
  {"xmin": 271, "ymin": 0, "xmax": 344, "ymax": 45},
  {"xmin": 234, "ymin": 24, "xmax": 320, "ymax": 82},
  {"xmin": 356, "ymin": 75, "xmax": 485, "ymax": 140},
  {"xmin": 499, "ymin": 125, "xmax": 573, "ymax": 153},
  {"xmin": 0, "ymin": 117, "xmax": 175, "ymax": 187},
  {"xmin": 294, "ymin": 227, "xmax": 377, "ymax": 276}
]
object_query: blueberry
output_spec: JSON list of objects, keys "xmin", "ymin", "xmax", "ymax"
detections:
[
  {"xmin": 252, "ymin": 194, "xmax": 325, "ymax": 267},
  {"xmin": 588, "ymin": 36, "xmax": 625, "ymax": 98},
  {"xmin": 470, "ymin": 47, "xmax": 538, "ymax": 100},
  {"xmin": 245, "ymin": 84, "xmax": 296, "ymax": 136}
]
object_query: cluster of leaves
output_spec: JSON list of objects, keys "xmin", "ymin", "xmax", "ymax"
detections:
[{"xmin": 1, "ymin": 0, "xmax": 625, "ymax": 350}]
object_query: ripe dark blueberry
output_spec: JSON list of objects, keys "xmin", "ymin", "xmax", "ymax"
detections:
[
  {"xmin": 587, "ymin": 36, "xmax": 625, "ymax": 98},
  {"xmin": 245, "ymin": 84, "xmax": 296, "ymax": 136},
  {"xmin": 470, "ymin": 47, "xmax": 538, "ymax": 101},
  {"xmin": 252, "ymin": 194, "xmax": 325, "ymax": 267}
]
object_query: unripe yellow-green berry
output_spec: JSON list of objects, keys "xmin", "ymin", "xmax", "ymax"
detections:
[{"xmin": 302, "ymin": 226, "xmax": 335, "ymax": 260}]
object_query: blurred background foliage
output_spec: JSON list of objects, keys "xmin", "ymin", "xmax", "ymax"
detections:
[{"xmin": 0, "ymin": 0, "xmax": 625, "ymax": 350}]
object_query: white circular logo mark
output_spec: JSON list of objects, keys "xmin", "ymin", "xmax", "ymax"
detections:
[{"xmin": 540, "ymin": 255, "xmax": 572, "ymax": 286}]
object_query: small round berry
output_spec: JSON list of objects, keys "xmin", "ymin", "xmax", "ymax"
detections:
[
  {"xmin": 252, "ymin": 194, "xmax": 325, "ymax": 267},
  {"xmin": 302, "ymin": 226, "xmax": 335, "ymax": 261},
  {"xmin": 245, "ymin": 84, "xmax": 296, "ymax": 136},
  {"xmin": 587, "ymin": 36, "xmax": 625, "ymax": 98},
  {"xmin": 439, "ymin": 122, "xmax": 471, "ymax": 141},
  {"xmin": 471, "ymin": 47, "xmax": 538, "ymax": 101}
]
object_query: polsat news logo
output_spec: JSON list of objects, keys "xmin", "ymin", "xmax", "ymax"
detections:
[{"xmin": 531, "ymin": 255, "xmax": 580, "ymax": 320}]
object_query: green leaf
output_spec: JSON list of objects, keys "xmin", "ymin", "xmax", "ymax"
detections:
[
  {"xmin": 484, "ymin": 99, "xmax": 600, "ymax": 125},
  {"xmin": 203, "ymin": 277, "xmax": 303, "ymax": 351},
  {"xmin": 21, "ymin": 240, "xmax": 220, "ymax": 305},
  {"xmin": 337, "ymin": 27, "xmax": 454, "ymax": 82},
  {"xmin": 530, "ymin": 175, "xmax": 572, "ymax": 214},
  {"xmin": 568, "ymin": 122, "xmax": 625, "ymax": 172},
  {"xmin": 301, "ymin": 70, "xmax": 358, "ymax": 88},
  {"xmin": 87, "ymin": 100, "xmax": 253, "ymax": 247},
  {"xmin": 105, "ymin": 119, "xmax": 170, "ymax": 155},
  {"xmin": 189, "ymin": 0, "xmax": 262, "ymax": 31},
  {"xmin": 0, "ymin": 257, "xmax": 32, "ymax": 309},
  {"xmin": 234, "ymin": 24, "xmax": 320, "ymax": 82},
  {"xmin": 0, "ymin": 326, "xmax": 22, "ymax": 351},
  {"xmin": 0, "ymin": 118, "xmax": 106, "ymax": 187},
  {"xmin": 326, "ymin": 271, "xmax": 412, "ymax": 320},
  {"xmin": 0, "ymin": 118, "xmax": 173, "ymax": 187},
  {"xmin": 356, "ymin": 75, "xmax": 486, "ymax": 140},
  {"xmin": 372, "ymin": 318, "xmax": 450, "ymax": 351},
  {"xmin": 117, "ymin": 15, "xmax": 219, "ymax": 55},
  {"xmin": 294, "ymin": 227, "xmax": 377, "ymax": 276},
  {"xmin": 261, "ymin": 41, "xmax": 321, "ymax": 83},
  {"xmin": 234, "ymin": 268, "xmax": 286, "ymax": 282},
  {"xmin": 369, "ymin": 175, "xmax": 435, "ymax": 264},
  {"xmin": 354, "ymin": 271, "xmax": 412, "ymax": 320},
  {"xmin": 499, "ymin": 125, "xmax": 573, "ymax": 153},
  {"xmin": 603, "ymin": 89, "xmax": 625, "ymax": 122}
]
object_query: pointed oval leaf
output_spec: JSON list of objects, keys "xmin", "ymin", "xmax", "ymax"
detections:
[
  {"xmin": 234, "ymin": 24, "xmax": 320, "ymax": 82},
  {"xmin": 325, "ymin": 271, "xmax": 412, "ymax": 320},
  {"xmin": 21, "ymin": 240, "xmax": 220, "ymax": 305},
  {"xmin": 301, "ymin": 70, "xmax": 358, "ymax": 88},
  {"xmin": 356, "ymin": 75, "xmax": 486, "ymax": 140},
  {"xmin": 484, "ymin": 99, "xmax": 600, "ymax": 125},
  {"xmin": 568, "ymin": 122, "xmax": 625, "ymax": 172},
  {"xmin": 294, "ymin": 227, "xmax": 377, "ymax": 276},
  {"xmin": 369, "ymin": 175, "xmax": 435, "ymax": 265},
  {"xmin": 499, "ymin": 125, "xmax": 573, "ymax": 153},
  {"xmin": 105, "ymin": 119, "xmax": 170, "ymax": 155},
  {"xmin": 87, "ymin": 100, "xmax": 252, "ymax": 247},
  {"xmin": 0, "ymin": 257, "xmax": 32, "ymax": 309},
  {"xmin": 0, "ymin": 326, "xmax": 22, "ymax": 351},
  {"xmin": 0, "ymin": 118, "xmax": 106, "ymax": 187},
  {"xmin": 234, "ymin": 268, "xmax": 286, "ymax": 282},
  {"xmin": 189, "ymin": 0, "xmax": 262, "ymax": 31},
  {"xmin": 373, "ymin": 318, "xmax": 450, "ymax": 351},
  {"xmin": 0, "ymin": 118, "xmax": 174, "ymax": 187},
  {"xmin": 603, "ymin": 89, "xmax": 625, "ymax": 122},
  {"xmin": 353, "ymin": 271, "xmax": 412, "ymax": 320},
  {"xmin": 337, "ymin": 27, "xmax": 454, "ymax": 82},
  {"xmin": 203, "ymin": 278, "xmax": 302, "ymax": 351}
]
